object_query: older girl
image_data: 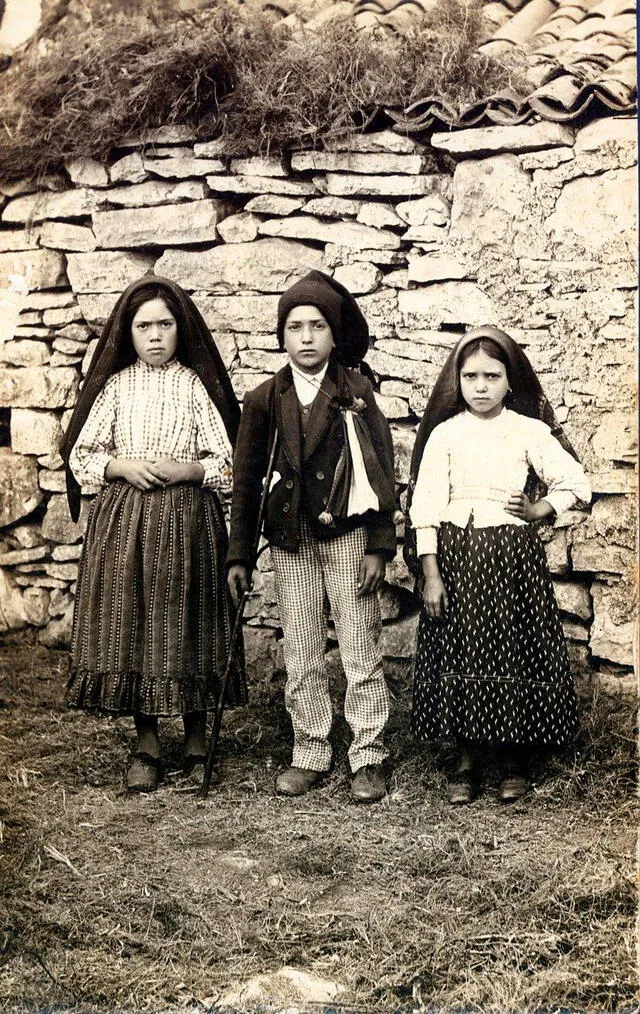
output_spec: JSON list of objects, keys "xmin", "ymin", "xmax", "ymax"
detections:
[
  {"xmin": 61, "ymin": 277, "xmax": 246, "ymax": 792},
  {"xmin": 406, "ymin": 327, "xmax": 590, "ymax": 805}
]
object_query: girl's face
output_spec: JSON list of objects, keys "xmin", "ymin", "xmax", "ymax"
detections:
[
  {"xmin": 459, "ymin": 349, "xmax": 509, "ymax": 419},
  {"xmin": 283, "ymin": 304, "xmax": 334, "ymax": 375},
  {"xmin": 131, "ymin": 298, "xmax": 178, "ymax": 366}
]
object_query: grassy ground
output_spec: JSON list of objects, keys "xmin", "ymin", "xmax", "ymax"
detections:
[{"xmin": 0, "ymin": 636, "xmax": 637, "ymax": 1013}]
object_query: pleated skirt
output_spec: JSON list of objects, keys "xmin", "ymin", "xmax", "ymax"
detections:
[
  {"xmin": 66, "ymin": 481, "xmax": 247, "ymax": 716},
  {"xmin": 412, "ymin": 521, "xmax": 578, "ymax": 746}
]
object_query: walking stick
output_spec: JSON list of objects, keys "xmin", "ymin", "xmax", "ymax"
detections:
[{"xmin": 199, "ymin": 427, "xmax": 279, "ymax": 799}]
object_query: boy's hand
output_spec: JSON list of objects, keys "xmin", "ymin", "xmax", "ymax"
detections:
[
  {"xmin": 153, "ymin": 459, "xmax": 204, "ymax": 485},
  {"xmin": 227, "ymin": 564, "xmax": 251, "ymax": 607},
  {"xmin": 106, "ymin": 458, "xmax": 165, "ymax": 491},
  {"xmin": 357, "ymin": 553, "xmax": 385, "ymax": 596},
  {"xmin": 505, "ymin": 491, "xmax": 553, "ymax": 522}
]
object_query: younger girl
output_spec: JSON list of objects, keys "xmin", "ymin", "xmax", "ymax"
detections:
[
  {"xmin": 60, "ymin": 277, "xmax": 246, "ymax": 792},
  {"xmin": 406, "ymin": 327, "xmax": 590, "ymax": 804}
]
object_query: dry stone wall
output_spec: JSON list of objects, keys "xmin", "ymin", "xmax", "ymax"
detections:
[{"xmin": 0, "ymin": 118, "xmax": 636, "ymax": 684}]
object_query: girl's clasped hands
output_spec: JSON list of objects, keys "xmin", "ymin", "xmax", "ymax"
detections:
[{"xmin": 105, "ymin": 457, "xmax": 205, "ymax": 490}]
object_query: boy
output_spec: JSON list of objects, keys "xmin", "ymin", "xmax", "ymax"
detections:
[{"xmin": 227, "ymin": 271, "xmax": 396, "ymax": 802}]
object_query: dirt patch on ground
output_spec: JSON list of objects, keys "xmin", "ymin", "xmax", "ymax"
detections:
[{"xmin": 0, "ymin": 636, "xmax": 637, "ymax": 1012}]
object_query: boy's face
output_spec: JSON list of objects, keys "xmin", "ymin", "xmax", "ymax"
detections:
[{"xmin": 283, "ymin": 304, "xmax": 334, "ymax": 375}]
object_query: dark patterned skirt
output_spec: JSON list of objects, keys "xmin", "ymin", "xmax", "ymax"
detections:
[
  {"xmin": 67, "ymin": 481, "xmax": 247, "ymax": 717},
  {"xmin": 412, "ymin": 520, "xmax": 578, "ymax": 746}
]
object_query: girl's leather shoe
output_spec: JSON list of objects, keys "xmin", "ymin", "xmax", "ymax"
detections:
[
  {"xmin": 126, "ymin": 751, "xmax": 161, "ymax": 792},
  {"xmin": 275, "ymin": 766, "xmax": 323, "ymax": 796},
  {"xmin": 446, "ymin": 768, "xmax": 478, "ymax": 805},
  {"xmin": 497, "ymin": 770, "xmax": 530, "ymax": 803}
]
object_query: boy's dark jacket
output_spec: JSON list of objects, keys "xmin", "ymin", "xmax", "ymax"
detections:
[{"xmin": 228, "ymin": 361, "xmax": 396, "ymax": 566}]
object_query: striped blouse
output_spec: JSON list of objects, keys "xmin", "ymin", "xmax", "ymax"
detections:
[
  {"xmin": 69, "ymin": 358, "xmax": 233, "ymax": 494},
  {"xmin": 410, "ymin": 408, "xmax": 591, "ymax": 556}
]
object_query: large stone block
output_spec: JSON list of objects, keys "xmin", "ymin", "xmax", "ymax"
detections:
[
  {"xmin": 356, "ymin": 203, "xmax": 404, "ymax": 229},
  {"xmin": 0, "ymin": 363, "xmax": 79, "ymax": 408},
  {"xmin": 76, "ymin": 294, "xmax": 117, "ymax": 329},
  {"xmin": 0, "ymin": 367, "xmax": 78, "ymax": 408},
  {"xmin": 0, "ymin": 449, "xmax": 42, "ymax": 525},
  {"xmin": 238, "ymin": 348, "xmax": 283, "ymax": 373},
  {"xmin": 38, "ymin": 603, "xmax": 74, "ymax": 647},
  {"xmin": 143, "ymin": 156, "xmax": 226, "ymax": 178},
  {"xmin": 396, "ymin": 194, "xmax": 450, "ymax": 227},
  {"xmin": 380, "ymin": 613, "xmax": 419, "ymax": 658},
  {"xmin": 431, "ymin": 122, "xmax": 574, "ymax": 157},
  {"xmin": 216, "ymin": 213, "xmax": 260, "ymax": 244},
  {"xmin": 39, "ymin": 221, "xmax": 97, "ymax": 252},
  {"xmin": 66, "ymin": 251, "xmax": 155, "ymax": 293},
  {"xmin": 323, "ymin": 173, "xmax": 443, "ymax": 198},
  {"xmin": 327, "ymin": 130, "xmax": 426, "ymax": 154},
  {"xmin": 546, "ymin": 167, "xmax": 637, "ymax": 261},
  {"xmin": 230, "ymin": 156, "xmax": 287, "ymax": 177},
  {"xmin": 333, "ymin": 262, "xmax": 381, "ymax": 295},
  {"xmin": 449, "ymin": 155, "xmax": 536, "ymax": 256},
  {"xmin": 2, "ymin": 188, "xmax": 97, "ymax": 223},
  {"xmin": 552, "ymin": 580, "xmax": 592, "ymax": 621},
  {"xmin": 103, "ymin": 180, "xmax": 206, "ymax": 207},
  {"xmin": 11, "ymin": 409, "xmax": 63, "ymax": 456},
  {"xmin": 257, "ymin": 215, "xmax": 400, "ymax": 250},
  {"xmin": 156, "ymin": 239, "xmax": 325, "ymax": 293},
  {"xmin": 92, "ymin": 201, "xmax": 227, "ymax": 248},
  {"xmin": 408, "ymin": 255, "xmax": 469, "ymax": 283},
  {"xmin": 591, "ymin": 410, "xmax": 636, "ymax": 466},
  {"xmin": 399, "ymin": 282, "xmax": 495, "ymax": 327},
  {"xmin": 590, "ymin": 580, "xmax": 635, "ymax": 666},
  {"xmin": 0, "ymin": 567, "xmax": 34, "ymax": 632},
  {"xmin": 0, "ymin": 227, "xmax": 41, "ymax": 251},
  {"xmin": 41, "ymin": 494, "xmax": 90, "ymax": 544},
  {"xmin": 66, "ymin": 158, "xmax": 109, "ymax": 188},
  {"xmin": 367, "ymin": 348, "xmax": 429, "ymax": 384},
  {"xmin": 195, "ymin": 294, "xmax": 279, "ymax": 333},
  {"xmin": 291, "ymin": 152, "xmax": 426, "ymax": 174},
  {"xmin": 0, "ymin": 340, "xmax": 50, "ymax": 367},
  {"xmin": 206, "ymin": 174, "xmax": 318, "ymax": 196},
  {"xmin": 0, "ymin": 249, "xmax": 66, "ymax": 290},
  {"xmin": 245, "ymin": 194, "xmax": 306, "ymax": 216},
  {"xmin": 110, "ymin": 152, "xmax": 147, "ymax": 184},
  {"xmin": 303, "ymin": 196, "xmax": 362, "ymax": 218},
  {"xmin": 575, "ymin": 116, "xmax": 637, "ymax": 153}
]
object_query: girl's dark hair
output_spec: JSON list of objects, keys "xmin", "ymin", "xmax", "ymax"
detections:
[
  {"xmin": 122, "ymin": 283, "xmax": 188, "ymax": 364},
  {"xmin": 458, "ymin": 336, "xmax": 510, "ymax": 374},
  {"xmin": 457, "ymin": 337, "xmax": 512, "ymax": 409}
]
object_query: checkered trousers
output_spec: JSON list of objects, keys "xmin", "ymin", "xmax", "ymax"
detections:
[{"xmin": 271, "ymin": 516, "xmax": 389, "ymax": 773}]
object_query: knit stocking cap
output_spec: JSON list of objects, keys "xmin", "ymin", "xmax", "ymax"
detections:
[{"xmin": 277, "ymin": 270, "xmax": 369, "ymax": 367}]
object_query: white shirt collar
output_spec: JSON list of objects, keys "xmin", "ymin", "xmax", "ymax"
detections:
[{"xmin": 290, "ymin": 362, "xmax": 329, "ymax": 406}]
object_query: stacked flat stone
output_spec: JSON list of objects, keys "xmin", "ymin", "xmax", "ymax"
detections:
[{"xmin": 0, "ymin": 118, "xmax": 636, "ymax": 684}]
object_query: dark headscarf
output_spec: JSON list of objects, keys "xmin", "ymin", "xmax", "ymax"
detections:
[
  {"xmin": 403, "ymin": 325, "xmax": 581, "ymax": 575},
  {"xmin": 60, "ymin": 275, "xmax": 240, "ymax": 521},
  {"xmin": 277, "ymin": 270, "xmax": 370, "ymax": 369}
]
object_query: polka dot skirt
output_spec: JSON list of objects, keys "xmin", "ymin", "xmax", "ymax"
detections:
[{"xmin": 412, "ymin": 521, "xmax": 579, "ymax": 746}]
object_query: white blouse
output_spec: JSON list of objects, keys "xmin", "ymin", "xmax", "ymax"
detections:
[
  {"xmin": 410, "ymin": 409, "xmax": 591, "ymax": 556},
  {"xmin": 69, "ymin": 358, "xmax": 233, "ymax": 494}
]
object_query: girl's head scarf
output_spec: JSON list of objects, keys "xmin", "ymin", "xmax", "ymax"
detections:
[
  {"xmin": 277, "ymin": 269, "xmax": 370, "ymax": 373},
  {"xmin": 60, "ymin": 275, "xmax": 240, "ymax": 521},
  {"xmin": 403, "ymin": 325, "xmax": 581, "ymax": 574}
]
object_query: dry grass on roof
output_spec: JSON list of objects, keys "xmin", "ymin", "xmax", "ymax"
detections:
[
  {"xmin": 0, "ymin": 637, "xmax": 637, "ymax": 1013},
  {"xmin": 0, "ymin": 0, "xmax": 529, "ymax": 181}
]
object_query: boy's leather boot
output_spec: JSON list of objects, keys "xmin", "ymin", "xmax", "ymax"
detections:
[
  {"xmin": 351, "ymin": 764, "xmax": 386, "ymax": 803},
  {"xmin": 275, "ymin": 766, "xmax": 323, "ymax": 796}
]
